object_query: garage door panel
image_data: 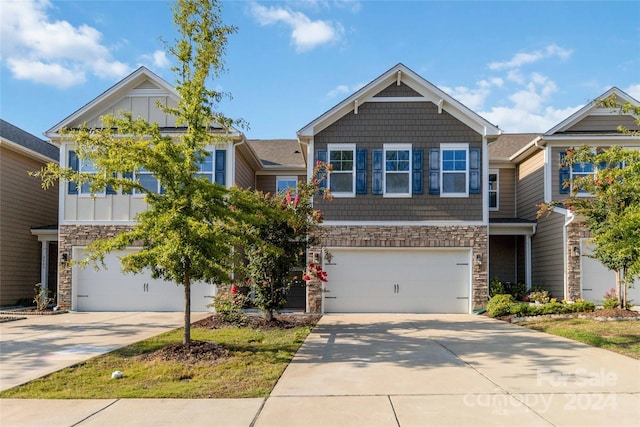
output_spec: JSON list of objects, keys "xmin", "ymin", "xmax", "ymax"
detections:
[
  {"xmin": 581, "ymin": 241, "xmax": 640, "ymax": 305},
  {"xmin": 73, "ymin": 248, "xmax": 214, "ymax": 312},
  {"xmin": 323, "ymin": 249, "xmax": 470, "ymax": 313}
]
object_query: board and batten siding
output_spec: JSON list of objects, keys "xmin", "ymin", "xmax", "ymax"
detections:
[
  {"xmin": 530, "ymin": 212, "xmax": 566, "ymax": 298},
  {"xmin": 0, "ymin": 148, "xmax": 58, "ymax": 305},
  {"xmin": 489, "ymin": 167, "xmax": 516, "ymax": 219},
  {"xmin": 516, "ymin": 150, "xmax": 544, "ymax": 220}
]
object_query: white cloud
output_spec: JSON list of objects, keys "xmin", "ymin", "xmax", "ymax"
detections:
[
  {"xmin": 488, "ymin": 44, "xmax": 572, "ymax": 71},
  {"xmin": 140, "ymin": 50, "xmax": 170, "ymax": 70},
  {"xmin": 625, "ymin": 84, "xmax": 640, "ymax": 101},
  {"xmin": 440, "ymin": 78, "xmax": 503, "ymax": 111},
  {"xmin": 325, "ymin": 81, "xmax": 365, "ymax": 99},
  {"xmin": 0, "ymin": 0, "xmax": 131, "ymax": 88},
  {"xmin": 250, "ymin": 2, "xmax": 343, "ymax": 52},
  {"xmin": 481, "ymin": 104, "xmax": 581, "ymax": 133}
]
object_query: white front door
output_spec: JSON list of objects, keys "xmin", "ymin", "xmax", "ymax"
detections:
[
  {"xmin": 72, "ymin": 247, "xmax": 215, "ymax": 312},
  {"xmin": 323, "ymin": 248, "xmax": 471, "ymax": 313}
]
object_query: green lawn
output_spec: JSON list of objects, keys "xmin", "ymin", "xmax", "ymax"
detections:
[
  {"xmin": 0, "ymin": 322, "xmax": 316, "ymax": 399},
  {"xmin": 519, "ymin": 317, "xmax": 640, "ymax": 359}
]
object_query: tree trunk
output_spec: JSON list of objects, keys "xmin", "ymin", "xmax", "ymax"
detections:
[
  {"xmin": 265, "ymin": 309, "xmax": 273, "ymax": 322},
  {"xmin": 615, "ymin": 269, "xmax": 623, "ymax": 308},
  {"xmin": 621, "ymin": 267, "xmax": 628, "ymax": 309},
  {"xmin": 184, "ymin": 267, "xmax": 191, "ymax": 348}
]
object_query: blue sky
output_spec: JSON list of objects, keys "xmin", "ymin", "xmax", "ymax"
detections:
[{"xmin": 1, "ymin": 0, "xmax": 639, "ymax": 141}]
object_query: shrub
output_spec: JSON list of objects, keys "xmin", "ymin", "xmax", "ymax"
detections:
[
  {"xmin": 489, "ymin": 277, "xmax": 505, "ymax": 298},
  {"xmin": 602, "ymin": 288, "xmax": 619, "ymax": 309},
  {"xmin": 509, "ymin": 302, "xmax": 536, "ymax": 317},
  {"xmin": 540, "ymin": 302, "xmax": 564, "ymax": 315},
  {"xmin": 507, "ymin": 282, "xmax": 528, "ymax": 301},
  {"xmin": 569, "ymin": 300, "xmax": 596, "ymax": 313},
  {"xmin": 210, "ymin": 285, "xmax": 248, "ymax": 325},
  {"xmin": 487, "ymin": 294, "xmax": 515, "ymax": 317}
]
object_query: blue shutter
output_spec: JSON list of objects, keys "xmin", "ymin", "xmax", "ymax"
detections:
[
  {"xmin": 106, "ymin": 173, "xmax": 117, "ymax": 195},
  {"xmin": 469, "ymin": 147, "xmax": 481, "ymax": 194},
  {"xmin": 356, "ymin": 148, "xmax": 367, "ymax": 194},
  {"xmin": 428, "ymin": 148, "xmax": 440, "ymax": 195},
  {"xmin": 123, "ymin": 172, "xmax": 134, "ymax": 195},
  {"xmin": 372, "ymin": 149, "xmax": 383, "ymax": 195},
  {"xmin": 559, "ymin": 151, "xmax": 570, "ymax": 194},
  {"xmin": 215, "ymin": 149, "xmax": 226, "ymax": 186},
  {"xmin": 68, "ymin": 150, "xmax": 78, "ymax": 195},
  {"xmin": 316, "ymin": 149, "xmax": 327, "ymax": 190},
  {"xmin": 412, "ymin": 149, "xmax": 423, "ymax": 195}
]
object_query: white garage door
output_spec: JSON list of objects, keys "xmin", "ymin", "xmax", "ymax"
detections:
[
  {"xmin": 580, "ymin": 240, "xmax": 640, "ymax": 305},
  {"xmin": 323, "ymin": 248, "xmax": 471, "ymax": 313},
  {"xmin": 73, "ymin": 247, "xmax": 215, "ymax": 312}
]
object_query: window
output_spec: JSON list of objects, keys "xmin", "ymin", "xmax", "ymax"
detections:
[
  {"xmin": 134, "ymin": 167, "xmax": 160, "ymax": 194},
  {"xmin": 79, "ymin": 158, "xmax": 104, "ymax": 196},
  {"xmin": 384, "ymin": 144, "xmax": 411, "ymax": 196},
  {"xmin": 441, "ymin": 144, "xmax": 468, "ymax": 196},
  {"xmin": 489, "ymin": 169, "xmax": 498, "ymax": 210},
  {"xmin": 196, "ymin": 151, "xmax": 214, "ymax": 182},
  {"xmin": 276, "ymin": 176, "xmax": 298, "ymax": 194},
  {"xmin": 571, "ymin": 160, "xmax": 595, "ymax": 196},
  {"xmin": 328, "ymin": 144, "xmax": 355, "ymax": 196}
]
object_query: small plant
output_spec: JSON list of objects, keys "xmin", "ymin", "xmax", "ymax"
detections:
[
  {"xmin": 489, "ymin": 277, "xmax": 505, "ymax": 297},
  {"xmin": 33, "ymin": 283, "xmax": 54, "ymax": 311},
  {"xmin": 508, "ymin": 282, "xmax": 528, "ymax": 301},
  {"xmin": 602, "ymin": 288, "xmax": 619, "ymax": 309},
  {"xmin": 210, "ymin": 284, "xmax": 248, "ymax": 325},
  {"xmin": 487, "ymin": 294, "xmax": 515, "ymax": 317},
  {"xmin": 528, "ymin": 289, "xmax": 551, "ymax": 304}
]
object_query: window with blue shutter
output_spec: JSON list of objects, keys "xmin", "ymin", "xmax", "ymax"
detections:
[
  {"xmin": 428, "ymin": 148, "xmax": 440, "ymax": 195},
  {"xmin": 356, "ymin": 148, "xmax": 367, "ymax": 194},
  {"xmin": 68, "ymin": 150, "xmax": 78, "ymax": 195},
  {"xmin": 214, "ymin": 149, "xmax": 226, "ymax": 186}
]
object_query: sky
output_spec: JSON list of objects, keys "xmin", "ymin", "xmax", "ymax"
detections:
[{"xmin": 1, "ymin": 0, "xmax": 639, "ymax": 141}]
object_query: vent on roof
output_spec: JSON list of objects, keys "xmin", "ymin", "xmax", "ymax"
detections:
[{"xmin": 134, "ymin": 80, "xmax": 160, "ymax": 90}]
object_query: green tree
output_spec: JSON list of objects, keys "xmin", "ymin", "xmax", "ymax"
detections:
[
  {"xmin": 539, "ymin": 95, "xmax": 640, "ymax": 307},
  {"xmin": 34, "ymin": 0, "xmax": 243, "ymax": 347},
  {"xmin": 240, "ymin": 163, "xmax": 330, "ymax": 321}
]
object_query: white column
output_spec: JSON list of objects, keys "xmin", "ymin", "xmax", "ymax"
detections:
[
  {"xmin": 40, "ymin": 241, "xmax": 49, "ymax": 291},
  {"xmin": 525, "ymin": 234, "xmax": 532, "ymax": 288}
]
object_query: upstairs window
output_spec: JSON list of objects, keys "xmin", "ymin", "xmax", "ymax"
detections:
[
  {"xmin": 276, "ymin": 176, "xmax": 298, "ymax": 195},
  {"xmin": 196, "ymin": 151, "xmax": 214, "ymax": 182},
  {"xmin": 441, "ymin": 144, "xmax": 469, "ymax": 196},
  {"xmin": 489, "ymin": 169, "xmax": 498, "ymax": 210},
  {"xmin": 384, "ymin": 144, "xmax": 411, "ymax": 196},
  {"xmin": 79, "ymin": 158, "xmax": 104, "ymax": 196},
  {"xmin": 134, "ymin": 168, "xmax": 160, "ymax": 194},
  {"xmin": 328, "ymin": 144, "xmax": 355, "ymax": 197},
  {"xmin": 571, "ymin": 161, "xmax": 595, "ymax": 196}
]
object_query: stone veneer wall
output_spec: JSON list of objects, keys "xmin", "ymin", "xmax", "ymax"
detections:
[
  {"xmin": 58, "ymin": 224, "xmax": 133, "ymax": 310},
  {"xmin": 566, "ymin": 221, "xmax": 590, "ymax": 300},
  {"xmin": 306, "ymin": 225, "xmax": 488, "ymax": 313}
]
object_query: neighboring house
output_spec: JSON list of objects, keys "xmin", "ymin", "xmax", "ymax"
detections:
[
  {"xmin": 297, "ymin": 64, "xmax": 501, "ymax": 313},
  {"xmin": 45, "ymin": 67, "xmax": 254, "ymax": 312},
  {"xmin": 0, "ymin": 120, "xmax": 59, "ymax": 306},
  {"xmin": 494, "ymin": 87, "xmax": 640, "ymax": 305}
]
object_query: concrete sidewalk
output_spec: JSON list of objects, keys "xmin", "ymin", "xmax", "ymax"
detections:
[{"xmin": 2, "ymin": 314, "xmax": 640, "ymax": 426}]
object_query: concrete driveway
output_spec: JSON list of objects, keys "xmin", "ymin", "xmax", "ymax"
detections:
[
  {"xmin": 0, "ymin": 311, "xmax": 209, "ymax": 392},
  {"xmin": 258, "ymin": 314, "xmax": 640, "ymax": 427}
]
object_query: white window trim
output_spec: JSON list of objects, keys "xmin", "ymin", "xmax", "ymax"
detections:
[
  {"xmin": 276, "ymin": 176, "xmax": 298, "ymax": 194},
  {"xmin": 78, "ymin": 158, "xmax": 105, "ymax": 197},
  {"xmin": 570, "ymin": 148, "xmax": 596, "ymax": 197},
  {"xmin": 440, "ymin": 143, "xmax": 469, "ymax": 197},
  {"xmin": 489, "ymin": 168, "xmax": 499, "ymax": 211},
  {"xmin": 327, "ymin": 143, "xmax": 356, "ymax": 198},
  {"xmin": 383, "ymin": 143, "xmax": 412, "ymax": 198}
]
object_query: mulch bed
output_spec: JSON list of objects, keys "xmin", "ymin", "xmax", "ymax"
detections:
[
  {"xmin": 192, "ymin": 313, "xmax": 322, "ymax": 330},
  {"xmin": 0, "ymin": 308, "xmax": 67, "ymax": 316},
  {"xmin": 0, "ymin": 316, "xmax": 27, "ymax": 323},
  {"xmin": 496, "ymin": 308, "xmax": 640, "ymax": 323}
]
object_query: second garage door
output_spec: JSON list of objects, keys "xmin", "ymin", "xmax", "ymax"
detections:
[
  {"xmin": 322, "ymin": 248, "xmax": 471, "ymax": 313},
  {"xmin": 73, "ymin": 247, "xmax": 215, "ymax": 312}
]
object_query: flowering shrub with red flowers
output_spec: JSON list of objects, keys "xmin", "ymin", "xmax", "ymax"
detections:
[
  {"xmin": 303, "ymin": 263, "xmax": 328, "ymax": 282},
  {"xmin": 233, "ymin": 161, "xmax": 333, "ymax": 320},
  {"xmin": 209, "ymin": 283, "xmax": 249, "ymax": 324}
]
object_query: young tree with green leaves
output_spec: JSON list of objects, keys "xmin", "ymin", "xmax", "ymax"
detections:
[
  {"xmin": 539, "ymin": 95, "xmax": 640, "ymax": 308},
  {"xmin": 239, "ymin": 163, "xmax": 331, "ymax": 321},
  {"xmin": 34, "ymin": 0, "xmax": 244, "ymax": 347}
]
